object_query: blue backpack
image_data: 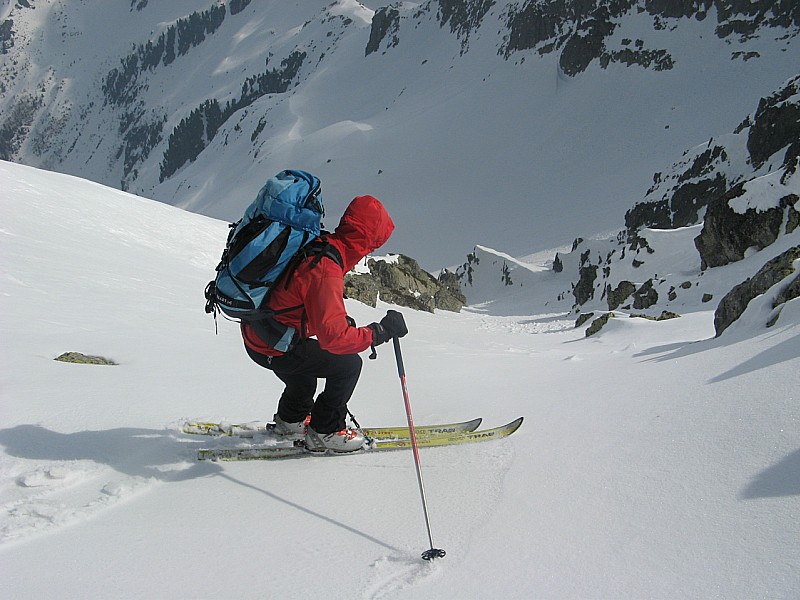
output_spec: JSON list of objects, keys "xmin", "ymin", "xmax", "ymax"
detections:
[{"xmin": 204, "ymin": 169, "xmax": 341, "ymax": 348}]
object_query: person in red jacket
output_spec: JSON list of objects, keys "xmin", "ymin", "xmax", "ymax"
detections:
[{"xmin": 241, "ymin": 194, "xmax": 407, "ymax": 453}]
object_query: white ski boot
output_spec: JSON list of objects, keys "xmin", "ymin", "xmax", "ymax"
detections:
[{"xmin": 305, "ymin": 426, "xmax": 365, "ymax": 453}]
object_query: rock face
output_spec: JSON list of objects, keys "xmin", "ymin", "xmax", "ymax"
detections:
[
  {"xmin": 606, "ymin": 280, "xmax": 636, "ymax": 310},
  {"xmin": 344, "ymin": 255, "xmax": 466, "ymax": 313},
  {"xmin": 748, "ymin": 81, "xmax": 800, "ymax": 169},
  {"xmin": 547, "ymin": 74, "xmax": 799, "ymax": 335},
  {"xmin": 500, "ymin": 0, "xmax": 794, "ymax": 76},
  {"xmin": 626, "ymin": 75, "xmax": 800, "ymax": 236},
  {"xmin": 437, "ymin": 0, "xmax": 496, "ymax": 53},
  {"xmin": 695, "ymin": 190, "xmax": 798, "ymax": 269},
  {"xmin": 573, "ymin": 263, "xmax": 598, "ymax": 306},
  {"xmin": 585, "ymin": 312, "xmax": 613, "ymax": 337},
  {"xmin": 365, "ymin": 6, "xmax": 400, "ymax": 56},
  {"xmin": 714, "ymin": 246, "xmax": 800, "ymax": 336},
  {"xmin": 692, "ymin": 76, "xmax": 800, "ymax": 270}
]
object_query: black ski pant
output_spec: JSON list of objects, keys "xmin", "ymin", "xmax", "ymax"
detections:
[{"xmin": 245, "ymin": 339, "xmax": 362, "ymax": 434}]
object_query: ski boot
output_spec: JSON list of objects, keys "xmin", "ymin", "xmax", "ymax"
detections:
[
  {"xmin": 305, "ymin": 426, "xmax": 365, "ymax": 454},
  {"xmin": 273, "ymin": 414, "xmax": 310, "ymax": 438}
]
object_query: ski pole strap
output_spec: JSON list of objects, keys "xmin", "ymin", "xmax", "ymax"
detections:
[
  {"xmin": 347, "ymin": 409, "xmax": 363, "ymax": 431},
  {"xmin": 347, "ymin": 409, "xmax": 372, "ymax": 447}
]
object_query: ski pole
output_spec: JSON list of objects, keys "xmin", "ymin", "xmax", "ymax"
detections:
[{"xmin": 392, "ymin": 336, "xmax": 446, "ymax": 561}]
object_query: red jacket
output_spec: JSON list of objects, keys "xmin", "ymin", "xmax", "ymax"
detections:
[{"xmin": 241, "ymin": 195, "xmax": 395, "ymax": 356}]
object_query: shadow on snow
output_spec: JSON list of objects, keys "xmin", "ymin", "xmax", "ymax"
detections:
[
  {"xmin": 0, "ymin": 424, "xmax": 404, "ymax": 553},
  {"xmin": 741, "ymin": 448, "xmax": 800, "ymax": 499}
]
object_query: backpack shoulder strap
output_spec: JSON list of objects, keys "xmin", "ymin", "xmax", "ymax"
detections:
[
  {"xmin": 306, "ymin": 237, "xmax": 344, "ymax": 270},
  {"xmin": 280, "ymin": 236, "xmax": 343, "ymax": 290}
]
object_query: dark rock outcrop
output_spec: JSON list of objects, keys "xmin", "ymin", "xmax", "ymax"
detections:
[
  {"xmin": 625, "ymin": 170, "xmax": 729, "ymax": 234},
  {"xmin": 606, "ymin": 280, "xmax": 636, "ymax": 310},
  {"xmin": 365, "ymin": 6, "xmax": 400, "ymax": 55},
  {"xmin": 714, "ymin": 246, "xmax": 800, "ymax": 336},
  {"xmin": 559, "ymin": 9, "xmax": 616, "ymax": 76},
  {"xmin": 344, "ymin": 255, "xmax": 466, "ymax": 313},
  {"xmin": 748, "ymin": 77, "xmax": 800, "ymax": 168},
  {"xmin": 573, "ymin": 264, "xmax": 598, "ymax": 306},
  {"xmin": 501, "ymin": 0, "xmax": 797, "ymax": 76},
  {"xmin": 695, "ymin": 191, "xmax": 798, "ymax": 269},
  {"xmin": 438, "ymin": 0, "xmax": 496, "ymax": 53},
  {"xmin": 632, "ymin": 279, "xmax": 659, "ymax": 310},
  {"xmin": 585, "ymin": 312, "xmax": 613, "ymax": 337},
  {"xmin": 0, "ymin": 18, "xmax": 14, "ymax": 55}
]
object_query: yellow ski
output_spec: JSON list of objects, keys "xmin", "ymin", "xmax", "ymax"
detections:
[
  {"xmin": 184, "ymin": 417, "xmax": 482, "ymax": 439},
  {"xmin": 197, "ymin": 418, "xmax": 523, "ymax": 461}
]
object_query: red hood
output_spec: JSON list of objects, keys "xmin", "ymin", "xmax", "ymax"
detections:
[{"xmin": 328, "ymin": 195, "xmax": 394, "ymax": 271}]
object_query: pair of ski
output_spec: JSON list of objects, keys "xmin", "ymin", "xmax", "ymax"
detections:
[{"xmin": 183, "ymin": 417, "xmax": 523, "ymax": 461}]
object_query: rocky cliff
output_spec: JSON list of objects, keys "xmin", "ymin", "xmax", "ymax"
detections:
[{"xmin": 547, "ymin": 75, "xmax": 799, "ymax": 336}]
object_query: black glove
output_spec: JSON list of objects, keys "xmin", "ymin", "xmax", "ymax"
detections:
[
  {"xmin": 346, "ymin": 315, "xmax": 356, "ymax": 328},
  {"xmin": 369, "ymin": 310, "xmax": 408, "ymax": 346}
]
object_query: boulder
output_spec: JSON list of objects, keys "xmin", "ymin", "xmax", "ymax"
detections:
[
  {"xmin": 695, "ymin": 190, "xmax": 798, "ymax": 269},
  {"xmin": 344, "ymin": 255, "xmax": 466, "ymax": 313},
  {"xmin": 54, "ymin": 352, "xmax": 117, "ymax": 365}
]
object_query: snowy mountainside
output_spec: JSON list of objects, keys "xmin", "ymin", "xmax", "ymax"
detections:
[{"xmin": 1, "ymin": 0, "xmax": 799, "ymax": 267}]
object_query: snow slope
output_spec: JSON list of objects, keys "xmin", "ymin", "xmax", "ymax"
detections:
[{"xmin": 1, "ymin": 160, "xmax": 799, "ymax": 598}]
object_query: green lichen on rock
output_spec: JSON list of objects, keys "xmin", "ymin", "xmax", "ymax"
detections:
[
  {"xmin": 585, "ymin": 312, "xmax": 613, "ymax": 337},
  {"xmin": 607, "ymin": 280, "xmax": 636, "ymax": 310},
  {"xmin": 343, "ymin": 255, "xmax": 466, "ymax": 313},
  {"xmin": 54, "ymin": 352, "xmax": 117, "ymax": 365},
  {"xmin": 630, "ymin": 311, "xmax": 681, "ymax": 321}
]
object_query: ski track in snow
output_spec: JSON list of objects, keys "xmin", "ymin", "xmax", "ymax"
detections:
[
  {"xmin": 0, "ymin": 427, "xmax": 207, "ymax": 545},
  {"xmin": 364, "ymin": 555, "xmax": 442, "ymax": 600},
  {"xmin": 360, "ymin": 442, "xmax": 516, "ymax": 599},
  {"xmin": 0, "ymin": 459, "xmax": 152, "ymax": 544},
  {"xmin": 476, "ymin": 313, "xmax": 576, "ymax": 335}
]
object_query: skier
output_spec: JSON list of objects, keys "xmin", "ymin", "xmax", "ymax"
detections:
[{"xmin": 241, "ymin": 194, "xmax": 408, "ymax": 453}]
